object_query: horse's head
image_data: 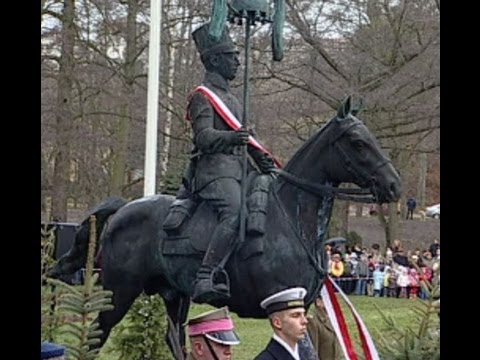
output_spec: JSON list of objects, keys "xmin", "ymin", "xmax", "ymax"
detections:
[{"xmin": 326, "ymin": 96, "xmax": 402, "ymax": 203}]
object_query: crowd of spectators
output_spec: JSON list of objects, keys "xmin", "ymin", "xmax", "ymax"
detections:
[{"xmin": 327, "ymin": 238, "xmax": 440, "ymax": 299}]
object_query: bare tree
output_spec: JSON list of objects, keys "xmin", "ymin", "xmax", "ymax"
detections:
[
  {"xmin": 41, "ymin": 0, "xmax": 439, "ymax": 236},
  {"xmin": 49, "ymin": 0, "xmax": 76, "ymax": 222},
  {"xmin": 253, "ymin": 0, "xmax": 440, "ymax": 243}
]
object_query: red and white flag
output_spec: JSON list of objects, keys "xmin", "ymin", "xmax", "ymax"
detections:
[
  {"xmin": 321, "ymin": 276, "xmax": 380, "ymax": 360},
  {"xmin": 188, "ymin": 85, "xmax": 282, "ymax": 168}
]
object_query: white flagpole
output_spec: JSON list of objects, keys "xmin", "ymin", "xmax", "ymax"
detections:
[{"xmin": 144, "ymin": 0, "xmax": 162, "ymax": 196}]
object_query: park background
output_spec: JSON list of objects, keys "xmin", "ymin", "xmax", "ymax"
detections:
[
  {"xmin": 41, "ymin": 0, "xmax": 439, "ymax": 249},
  {"xmin": 41, "ymin": 1, "xmax": 440, "ymax": 358}
]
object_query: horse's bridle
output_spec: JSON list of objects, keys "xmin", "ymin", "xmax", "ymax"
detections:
[
  {"xmin": 331, "ymin": 120, "xmax": 393, "ymax": 202},
  {"xmin": 272, "ymin": 119, "xmax": 392, "ymax": 203},
  {"xmin": 268, "ymin": 117, "xmax": 395, "ymax": 305},
  {"xmin": 272, "ymin": 167, "xmax": 375, "ymax": 202}
]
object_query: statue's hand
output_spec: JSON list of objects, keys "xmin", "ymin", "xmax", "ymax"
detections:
[
  {"xmin": 246, "ymin": 127, "xmax": 258, "ymax": 138},
  {"xmin": 225, "ymin": 130, "xmax": 250, "ymax": 145},
  {"xmin": 257, "ymin": 154, "xmax": 276, "ymax": 173}
]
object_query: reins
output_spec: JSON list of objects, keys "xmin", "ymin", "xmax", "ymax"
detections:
[
  {"xmin": 271, "ymin": 168, "xmax": 377, "ymax": 203},
  {"xmin": 270, "ymin": 118, "xmax": 393, "ymax": 204},
  {"xmin": 271, "ymin": 189, "xmax": 326, "ymax": 279}
]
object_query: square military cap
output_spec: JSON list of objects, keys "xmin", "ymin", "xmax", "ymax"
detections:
[
  {"xmin": 260, "ymin": 287, "xmax": 307, "ymax": 315},
  {"xmin": 187, "ymin": 306, "xmax": 240, "ymax": 346},
  {"xmin": 192, "ymin": 23, "xmax": 238, "ymax": 59},
  {"xmin": 41, "ymin": 342, "xmax": 65, "ymax": 359}
]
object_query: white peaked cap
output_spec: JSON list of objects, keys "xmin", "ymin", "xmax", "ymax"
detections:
[{"xmin": 260, "ymin": 287, "xmax": 307, "ymax": 315}]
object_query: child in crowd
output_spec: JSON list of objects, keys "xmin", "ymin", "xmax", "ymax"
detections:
[
  {"xmin": 383, "ymin": 265, "xmax": 391, "ymax": 297},
  {"xmin": 330, "ymin": 253, "xmax": 344, "ymax": 278},
  {"xmin": 418, "ymin": 264, "xmax": 433, "ymax": 299},
  {"xmin": 366, "ymin": 255, "xmax": 375, "ymax": 296},
  {"xmin": 373, "ymin": 264, "xmax": 385, "ymax": 297},
  {"xmin": 387, "ymin": 268, "xmax": 397, "ymax": 297},
  {"xmin": 408, "ymin": 268, "xmax": 420, "ymax": 299},
  {"xmin": 397, "ymin": 266, "xmax": 410, "ymax": 298},
  {"xmin": 355, "ymin": 254, "xmax": 369, "ymax": 296},
  {"xmin": 385, "ymin": 246, "xmax": 393, "ymax": 263}
]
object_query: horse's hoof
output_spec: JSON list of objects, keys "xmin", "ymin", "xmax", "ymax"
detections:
[{"xmin": 192, "ymin": 279, "xmax": 230, "ymax": 304}]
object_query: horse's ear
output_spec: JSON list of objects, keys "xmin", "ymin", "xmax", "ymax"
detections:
[
  {"xmin": 337, "ymin": 96, "xmax": 352, "ymax": 120},
  {"xmin": 351, "ymin": 98, "xmax": 364, "ymax": 116}
]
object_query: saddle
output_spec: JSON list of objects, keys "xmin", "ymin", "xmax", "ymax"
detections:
[{"xmin": 162, "ymin": 173, "xmax": 272, "ymax": 261}]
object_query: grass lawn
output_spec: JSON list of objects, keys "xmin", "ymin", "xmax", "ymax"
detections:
[{"xmin": 94, "ymin": 295, "xmax": 435, "ymax": 360}]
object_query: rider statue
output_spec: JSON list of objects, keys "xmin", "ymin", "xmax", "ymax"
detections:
[{"xmin": 163, "ymin": 22, "xmax": 277, "ymax": 304}]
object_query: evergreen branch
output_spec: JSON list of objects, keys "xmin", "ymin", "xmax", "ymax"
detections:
[
  {"xmin": 57, "ymin": 305, "xmax": 86, "ymax": 314},
  {"xmin": 87, "ymin": 330, "xmax": 103, "ymax": 338},
  {"xmin": 85, "ymin": 290, "xmax": 114, "ymax": 301},
  {"xmin": 62, "ymin": 329, "xmax": 84, "ymax": 341},
  {"xmin": 46, "ymin": 278, "xmax": 82, "ymax": 295},
  {"xmin": 65, "ymin": 345, "xmax": 81, "ymax": 358},
  {"xmin": 87, "ymin": 304, "xmax": 115, "ymax": 312}
]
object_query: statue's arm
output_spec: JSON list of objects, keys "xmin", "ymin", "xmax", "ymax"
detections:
[
  {"xmin": 247, "ymin": 144, "xmax": 276, "ymax": 173},
  {"xmin": 189, "ymin": 93, "xmax": 246, "ymax": 153}
]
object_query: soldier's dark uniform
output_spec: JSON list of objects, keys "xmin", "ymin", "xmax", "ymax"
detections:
[
  {"xmin": 255, "ymin": 287, "xmax": 310, "ymax": 360},
  {"xmin": 185, "ymin": 23, "xmax": 275, "ymax": 303}
]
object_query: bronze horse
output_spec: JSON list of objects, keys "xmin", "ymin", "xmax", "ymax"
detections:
[{"xmin": 50, "ymin": 96, "xmax": 401, "ymax": 356}]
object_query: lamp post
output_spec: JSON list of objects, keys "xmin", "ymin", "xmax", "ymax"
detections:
[
  {"xmin": 227, "ymin": 1, "xmax": 272, "ymax": 245},
  {"xmin": 144, "ymin": 0, "xmax": 162, "ymax": 196}
]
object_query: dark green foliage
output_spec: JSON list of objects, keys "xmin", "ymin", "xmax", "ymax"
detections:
[
  {"xmin": 346, "ymin": 230, "xmax": 362, "ymax": 248},
  {"xmin": 111, "ymin": 294, "xmax": 173, "ymax": 360},
  {"xmin": 162, "ymin": 173, "xmax": 182, "ymax": 195},
  {"xmin": 42, "ymin": 216, "xmax": 114, "ymax": 360},
  {"xmin": 41, "ymin": 225, "xmax": 65, "ymax": 341},
  {"xmin": 161, "ymin": 151, "xmax": 189, "ymax": 196},
  {"xmin": 41, "ymin": 225, "xmax": 56, "ymax": 275},
  {"xmin": 48, "ymin": 276, "xmax": 114, "ymax": 360},
  {"xmin": 326, "ymin": 216, "xmax": 340, "ymax": 239}
]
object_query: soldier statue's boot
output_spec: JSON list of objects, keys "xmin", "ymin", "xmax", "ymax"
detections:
[
  {"xmin": 192, "ymin": 266, "xmax": 230, "ymax": 304},
  {"xmin": 192, "ymin": 223, "xmax": 237, "ymax": 304},
  {"xmin": 247, "ymin": 174, "xmax": 272, "ymax": 236}
]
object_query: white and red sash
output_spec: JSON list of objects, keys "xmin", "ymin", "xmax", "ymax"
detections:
[
  {"xmin": 187, "ymin": 85, "xmax": 282, "ymax": 168},
  {"xmin": 321, "ymin": 276, "xmax": 380, "ymax": 360}
]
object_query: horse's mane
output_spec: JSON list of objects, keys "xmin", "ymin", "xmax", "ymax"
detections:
[{"xmin": 283, "ymin": 117, "xmax": 335, "ymax": 172}]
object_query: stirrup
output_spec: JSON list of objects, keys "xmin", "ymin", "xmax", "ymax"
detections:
[{"xmin": 192, "ymin": 267, "xmax": 231, "ymax": 303}]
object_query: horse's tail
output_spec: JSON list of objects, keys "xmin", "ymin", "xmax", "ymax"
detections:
[{"xmin": 48, "ymin": 196, "xmax": 128, "ymax": 279}]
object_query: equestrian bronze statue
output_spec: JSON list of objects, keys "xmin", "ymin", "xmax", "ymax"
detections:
[{"xmin": 50, "ymin": 93, "xmax": 401, "ymax": 357}]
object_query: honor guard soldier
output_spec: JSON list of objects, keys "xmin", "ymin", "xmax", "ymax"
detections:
[
  {"xmin": 187, "ymin": 306, "xmax": 241, "ymax": 360},
  {"xmin": 255, "ymin": 287, "xmax": 309, "ymax": 360}
]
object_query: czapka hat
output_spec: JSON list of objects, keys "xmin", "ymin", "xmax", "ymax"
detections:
[
  {"xmin": 192, "ymin": 23, "xmax": 238, "ymax": 59},
  {"xmin": 187, "ymin": 307, "xmax": 240, "ymax": 346}
]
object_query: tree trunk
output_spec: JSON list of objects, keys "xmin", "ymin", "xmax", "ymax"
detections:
[
  {"xmin": 329, "ymin": 200, "xmax": 349, "ymax": 239},
  {"xmin": 51, "ymin": 0, "xmax": 75, "ymax": 222},
  {"xmin": 416, "ymin": 152, "xmax": 428, "ymax": 209},
  {"xmin": 109, "ymin": 0, "xmax": 138, "ymax": 196},
  {"xmin": 376, "ymin": 208, "xmax": 389, "ymax": 248},
  {"xmin": 387, "ymin": 202, "xmax": 399, "ymax": 249},
  {"xmin": 158, "ymin": 44, "xmax": 175, "ymax": 189},
  {"xmin": 110, "ymin": 104, "xmax": 130, "ymax": 196},
  {"xmin": 355, "ymin": 203, "xmax": 363, "ymax": 217},
  {"xmin": 159, "ymin": 1, "xmax": 194, "ymax": 193},
  {"xmin": 41, "ymin": 152, "xmax": 48, "ymax": 214},
  {"xmin": 379, "ymin": 147, "xmax": 408, "ymax": 246}
]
